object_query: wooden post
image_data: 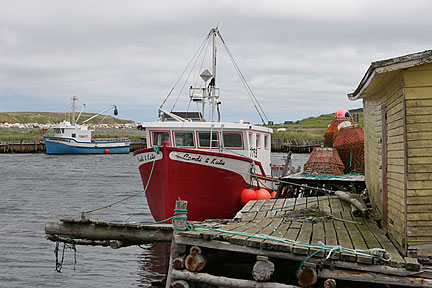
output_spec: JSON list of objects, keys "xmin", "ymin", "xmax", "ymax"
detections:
[
  {"xmin": 252, "ymin": 255, "xmax": 275, "ymax": 282},
  {"xmin": 282, "ymin": 151, "xmax": 292, "ymax": 177},
  {"xmin": 166, "ymin": 200, "xmax": 188, "ymax": 287}
]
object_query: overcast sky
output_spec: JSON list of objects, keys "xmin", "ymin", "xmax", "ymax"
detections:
[{"xmin": 1, "ymin": 0, "xmax": 431, "ymax": 124}]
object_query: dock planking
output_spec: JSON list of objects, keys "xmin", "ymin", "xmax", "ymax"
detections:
[
  {"xmin": 329, "ymin": 197, "xmax": 357, "ymax": 262},
  {"xmin": 339, "ymin": 199, "xmax": 371, "ymax": 264},
  {"xmin": 309, "ymin": 196, "xmax": 326, "ymax": 258},
  {"xmin": 320, "ymin": 196, "xmax": 340, "ymax": 259},
  {"xmin": 177, "ymin": 196, "xmax": 414, "ymax": 271}
]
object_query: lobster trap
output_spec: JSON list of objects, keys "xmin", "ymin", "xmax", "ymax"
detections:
[
  {"xmin": 324, "ymin": 117, "xmax": 355, "ymax": 147},
  {"xmin": 333, "ymin": 125, "xmax": 365, "ymax": 174},
  {"xmin": 303, "ymin": 147, "xmax": 345, "ymax": 176}
]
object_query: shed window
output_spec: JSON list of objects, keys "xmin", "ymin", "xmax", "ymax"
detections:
[
  {"xmin": 223, "ymin": 132, "xmax": 243, "ymax": 148},
  {"xmin": 198, "ymin": 132, "xmax": 219, "ymax": 148},
  {"xmin": 174, "ymin": 132, "xmax": 194, "ymax": 147},
  {"xmin": 151, "ymin": 131, "xmax": 170, "ymax": 146}
]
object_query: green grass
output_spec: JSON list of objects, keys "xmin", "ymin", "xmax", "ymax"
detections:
[
  {"xmin": 272, "ymin": 129, "xmax": 324, "ymax": 141},
  {"xmin": 0, "ymin": 128, "xmax": 145, "ymax": 141},
  {"xmin": 0, "ymin": 128, "xmax": 46, "ymax": 141},
  {"xmin": 268, "ymin": 108, "xmax": 364, "ymax": 140},
  {"xmin": 0, "ymin": 112, "xmax": 134, "ymax": 125}
]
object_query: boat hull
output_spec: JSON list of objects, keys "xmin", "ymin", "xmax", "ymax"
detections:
[
  {"xmin": 134, "ymin": 145, "xmax": 268, "ymax": 221},
  {"xmin": 44, "ymin": 136, "xmax": 130, "ymax": 154}
]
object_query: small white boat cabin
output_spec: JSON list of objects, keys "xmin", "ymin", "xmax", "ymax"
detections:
[{"xmin": 140, "ymin": 119, "xmax": 273, "ymax": 176}]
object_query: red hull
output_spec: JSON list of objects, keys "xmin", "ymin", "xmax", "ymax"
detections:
[{"xmin": 134, "ymin": 145, "xmax": 267, "ymax": 221}]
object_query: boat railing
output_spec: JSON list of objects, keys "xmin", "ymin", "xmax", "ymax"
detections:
[{"xmin": 93, "ymin": 137, "xmax": 130, "ymax": 142}]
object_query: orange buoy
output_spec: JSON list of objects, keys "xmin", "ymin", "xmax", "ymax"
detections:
[
  {"xmin": 270, "ymin": 191, "xmax": 277, "ymax": 198},
  {"xmin": 241, "ymin": 186, "xmax": 257, "ymax": 204},
  {"xmin": 104, "ymin": 149, "xmax": 110, "ymax": 154},
  {"xmin": 256, "ymin": 188, "xmax": 271, "ymax": 200}
]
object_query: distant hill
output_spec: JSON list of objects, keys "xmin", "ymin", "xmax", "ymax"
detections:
[
  {"xmin": 271, "ymin": 108, "xmax": 363, "ymax": 128},
  {"xmin": 0, "ymin": 112, "xmax": 134, "ymax": 125}
]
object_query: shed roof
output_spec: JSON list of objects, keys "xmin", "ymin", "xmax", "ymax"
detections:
[{"xmin": 348, "ymin": 50, "xmax": 432, "ymax": 100}]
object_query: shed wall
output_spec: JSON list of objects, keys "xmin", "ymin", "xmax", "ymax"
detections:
[
  {"xmin": 404, "ymin": 64, "xmax": 432, "ymax": 247},
  {"xmin": 363, "ymin": 72, "xmax": 406, "ymax": 250}
]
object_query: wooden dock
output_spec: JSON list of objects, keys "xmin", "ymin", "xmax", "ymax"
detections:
[
  {"xmin": 45, "ymin": 218, "xmax": 173, "ymax": 248},
  {"xmin": 45, "ymin": 197, "xmax": 432, "ymax": 287},
  {"xmin": 0, "ymin": 139, "xmax": 146, "ymax": 153},
  {"xmin": 167, "ymin": 197, "xmax": 432, "ymax": 287}
]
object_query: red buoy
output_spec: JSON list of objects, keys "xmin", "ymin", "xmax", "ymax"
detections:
[
  {"xmin": 104, "ymin": 149, "xmax": 110, "ymax": 154},
  {"xmin": 270, "ymin": 191, "xmax": 277, "ymax": 198},
  {"xmin": 256, "ymin": 188, "xmax": 271, "ymax": 200},
  {"xmin": 241, "ymin": 187, "xmax": 257, "ymax": 204}
]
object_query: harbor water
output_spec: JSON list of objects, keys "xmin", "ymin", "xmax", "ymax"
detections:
[{"xmin": 0, "ymin": 152, "xmax": 308, "ymax": 287}]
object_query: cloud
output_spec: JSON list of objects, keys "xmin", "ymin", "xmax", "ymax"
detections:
[{"xmin": 1, "ymin": 0, "xmax": 432, "ymax": 123}]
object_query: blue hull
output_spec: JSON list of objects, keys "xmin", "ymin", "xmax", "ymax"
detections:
[{"xmin": 44, "ymin": 137, "xmax": 130, "ymax": 154}]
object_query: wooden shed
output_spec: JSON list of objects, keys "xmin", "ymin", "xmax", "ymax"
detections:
[{"xmin": 348, "ymin": 50, "xmax": 432, "ymax": 258}]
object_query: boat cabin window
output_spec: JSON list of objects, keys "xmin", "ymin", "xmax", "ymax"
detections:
[
  {"xmin": 223, "ymin": 132, "xmax": 243, "ymax": 148},
  {"xmin": 256, "ymin": 133, "xmax": 261, "ymax": 149},
  {"xmin": 54, "ymin": 128, "xmax": 64, "ymax": 134},
  {"xmin": 264, "ymin": 134, "xmax": 269, "ymax": 149},
  {"xmin": 174, "ymin": 131, "xmax": 194, "ymax": 147},
  {"xmin": 248, "ymin": 133, "xmax": 254, "ymax": 148},
  {"xmin": 198, "ymin": 132, "xmax": 219, "ymax": 148},
  {"xmin": 72, "ymin": 133, "xmax": 76, "ymax": 138},
  {"xmin": 151, "ymin": 131, "xmax": 170, "ymax": 146}
]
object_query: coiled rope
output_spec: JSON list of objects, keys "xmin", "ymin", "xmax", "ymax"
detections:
[{"xmin": 54, "ymin": 236, "xmax": 77, "ymax": 273}]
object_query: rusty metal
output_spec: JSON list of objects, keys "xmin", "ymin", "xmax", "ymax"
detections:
[
  {"xmin": 185, "ymin": 246, "xmax": 206, "ymax": 272},
  {"xmin": 170, "ymin": 279, "xmax": 190, "ymax": 288},
  {"xmin": 297, "ymin": 267, "xmax": 318, "ymax": 287},
  {"xmin": 324, "ymin": 278, "xmax": 337, "ymax": 288}
]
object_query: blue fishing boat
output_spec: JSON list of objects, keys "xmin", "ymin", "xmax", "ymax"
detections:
[{"xmin": 44, "ymin": 97, "xmax": 130, "ymax": 154}]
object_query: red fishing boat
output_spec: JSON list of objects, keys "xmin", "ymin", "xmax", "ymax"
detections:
[{"xmin": 134, "ymin": 27, "xmax": 275, "ymax": 221}]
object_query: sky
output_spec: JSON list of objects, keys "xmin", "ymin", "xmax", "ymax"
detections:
[{"xmin": 1, "ymin": 0, "xmax": 432, "ymax": 124}]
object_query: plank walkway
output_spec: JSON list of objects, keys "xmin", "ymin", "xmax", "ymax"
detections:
[{"xmin": 178, "ymin": 196, "xmax": 415, "ymax": 270}]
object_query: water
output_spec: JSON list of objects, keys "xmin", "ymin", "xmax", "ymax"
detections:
[{"xmin": 0, "ymin": 152, "xmax": 307, "ymax": 287}]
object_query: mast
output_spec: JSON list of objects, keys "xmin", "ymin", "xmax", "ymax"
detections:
[
  {"xmin": 71, "ymin": 96, "xmax": 78, "ymax": 125},
  {"xmin": 188, "ymin": 27, "xmax": 220, "ymax": 123},
  {"xmin": 210, "ymin": 27, "xmax": 218, "ymax": 122}
]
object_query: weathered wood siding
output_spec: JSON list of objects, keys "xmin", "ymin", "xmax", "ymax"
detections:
[
  {"xmin": 404, "ymin": 63, "xmax": 432, "ymax": 247},
  {"xmin": 363, "ymin": 71, "xmax": 406, "ymax": 250}
]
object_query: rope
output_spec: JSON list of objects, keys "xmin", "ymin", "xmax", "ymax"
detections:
[
  {"xmin": 83, "ymin": 146, "xmax": 161, "ymax": 216},
  {"xmin": 219, "ymin": 145, "xmax": 262, "ymax": 188},
  {"xmin": 132, "ymin": 204, "xmax": 392, "ymax": 263},
  {"xmin": 133, "ymin": 204, "xmax": 392, "ymax": 274},
  {"xmin": 54, "ymin": 236, "xmax": 77, "ymax": 273},
  {"xmin": 160, "ymin": 31, "xmax": 210, "ymax": 112},
  {"xmin": 124, "ymin": 146, "xmax": 159, "ymax": 223},
  {"xmin": 217, "ymin": 30, "xmax": 269, "ymax": 124},
  {"xmin": 175, "ymin": 222, "xmax": 392, "ymax": 263}
]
